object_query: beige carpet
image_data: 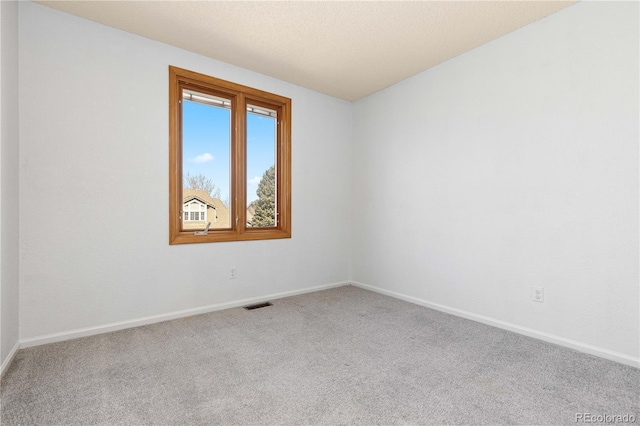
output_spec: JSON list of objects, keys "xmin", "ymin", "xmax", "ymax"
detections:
[{"xmin": 2, "ymin": 285, "xmax": 638, "ymax": 425}]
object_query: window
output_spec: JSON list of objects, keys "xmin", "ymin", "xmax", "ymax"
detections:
[
  {"xmin": 183, "ymin": 200, "xmax": 207, "ymax": 222},
  {"xmin": 169, "ymin": 66, "xmax": 291, "ymax": 244}
]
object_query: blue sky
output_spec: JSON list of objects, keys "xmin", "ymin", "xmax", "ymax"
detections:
[{"xmin": 182, "ymin": 100, "xmax": 276, "ymax": 204}]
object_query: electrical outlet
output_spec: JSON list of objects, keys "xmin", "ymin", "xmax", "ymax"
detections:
[
  {"xmin": 229, "ymin": 267, "xmax": 237, "ymax": 279},
  {"xmin": 532, "ymin": 286, "xmax": 544, "ymax": 303}
]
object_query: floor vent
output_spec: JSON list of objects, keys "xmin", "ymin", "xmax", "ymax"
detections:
[{"xmin": 243, "ymin": 302, "xmax": 273, "ymax": 310}]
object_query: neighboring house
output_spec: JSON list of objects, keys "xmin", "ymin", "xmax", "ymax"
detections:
[
  {"xmin": 246, "ymin": 202, "xmax": 256, "ymax": 227},
  {"xmin": 182, "ymin": 189, "xmax": 229, "ymax": 230},
  {"xmin": 183, "ymin": 189, "xmax": 261, "ymax": 230}
]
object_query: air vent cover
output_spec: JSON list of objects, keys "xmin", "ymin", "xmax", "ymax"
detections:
[{"xmin": 243, "ymin": 302, "xmax": 273, "ymax": 310}]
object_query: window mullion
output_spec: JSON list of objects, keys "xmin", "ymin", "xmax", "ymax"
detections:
[{"xmin": 234, "ymin": 93, "xmax": 247, "ymax": 234}]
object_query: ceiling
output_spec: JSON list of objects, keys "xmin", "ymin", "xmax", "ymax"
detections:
[{"xmin": 36, "ymin": 1, "xmax": 577, "ymax": 101}]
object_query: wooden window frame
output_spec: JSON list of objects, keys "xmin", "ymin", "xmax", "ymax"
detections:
[{"xmin": 169, "ymin": 66, "xmax": 291, "ymax": 244}]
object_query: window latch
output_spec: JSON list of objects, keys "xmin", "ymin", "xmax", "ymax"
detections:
[{"xmin": 194, "ymin": 222, "xmax": 211, "ymax": 236}]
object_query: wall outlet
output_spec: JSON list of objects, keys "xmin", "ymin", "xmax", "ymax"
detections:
[
  {"xmin": 532, "ymin": 286, "xmax": 544, "ymax": 303},
  {"xmin": 229, "ymin": 267, "xmax": 237, "ymax": 279}
]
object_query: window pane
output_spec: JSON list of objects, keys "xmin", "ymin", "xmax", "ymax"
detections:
[
  {"xmin": 181, "ymin": 89, "xmax": 231, "ymax": 230},
  {"xmin": 246, "ymin": 105, "xmax": 277, "ymax": 228}
]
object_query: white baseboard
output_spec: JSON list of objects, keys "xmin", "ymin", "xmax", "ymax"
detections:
[
  {"xmin": 15, "ymin": 280, "xmax": 639, "ymax": 369},
  {"xmin": 20, "ymin": 281, "xmax": 350, "ymax": 349},
  {"xmin": 351, "ymin": 281, "xmax": 640, "ymax": 369},
  {"xmin": 1, "ymin": 340, "xmax": 20, "ymax": 379}
]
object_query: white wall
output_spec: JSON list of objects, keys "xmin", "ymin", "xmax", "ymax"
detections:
[
  {"xmin": 1, "ymin": 0, "xmax": 20, "ymax": 369},
  {"xmin": 352, "ymin": 1, "xmax": 639, "ymax": 362},
  {"xmin": 18, "ymin": 2, "xmax": 352, "ymax": 340},
  {"xmin": 13, "ymin": 1, "xmax": 640, "ymax": 367}
]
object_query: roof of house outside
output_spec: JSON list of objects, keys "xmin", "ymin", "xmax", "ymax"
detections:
[{"xmin": 183, "ymin": 189, "xmax": 226, "ymax": 211}]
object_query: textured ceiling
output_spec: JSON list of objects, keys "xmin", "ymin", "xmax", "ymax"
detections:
[{"xmin": 36, "ymin": 1, "xmax": 577, "ymax": 101}]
